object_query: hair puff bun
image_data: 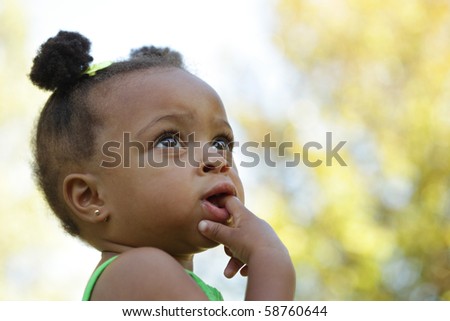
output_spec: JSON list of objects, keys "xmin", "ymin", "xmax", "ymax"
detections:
[
  {"xmin": 130, "ymin": 46, "xmax": 183, "ymax": 66},
  {"xmin": 29, "ymin": 31, "xmax": 93, "ymax": 91}
]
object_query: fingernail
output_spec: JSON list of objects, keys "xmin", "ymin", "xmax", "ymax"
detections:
[{"xmin": 198, "ymin": 220, "xmax": 208, "ymax": 232}]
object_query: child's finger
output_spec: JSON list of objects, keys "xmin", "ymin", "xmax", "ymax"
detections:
[
  {"xmin": 198, "ymin": 220, "xmax": 232, "ymax": 246},
  {"xmin": 223, "ymin": 196, "xmax": 250, "ymax": 220},
  {"xmin": 240, "ymin": 265, "xmax": 249, "ymax": 277},
  {"xmin": 224, "ymin": 246, "xmax": 233, "ymax": 257},
  {"xmin": 224, "ymin": 257, "xmax": 245, "ymax": 279}
]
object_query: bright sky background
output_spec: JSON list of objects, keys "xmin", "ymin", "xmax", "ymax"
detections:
[
  {"xmin": 24, "ymin": 0, "xmax": 295, "ymax": 112},
  {"xmin": 16, "ymin": 0, "xmax": 297, "ymax": 300}
]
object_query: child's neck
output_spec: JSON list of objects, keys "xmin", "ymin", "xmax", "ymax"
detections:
[
  {"xmin": 173, "ymin": 254, "xmax": 194, "ymax": 271},
  {"xmin": 100, "ymin": 250, "xmax": 195, "ymax": 271}
]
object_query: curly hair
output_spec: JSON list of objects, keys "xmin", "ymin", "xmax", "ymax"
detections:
[{"xmin": 29, "ymin": 30, "xmax": 185, "ymax": 236}]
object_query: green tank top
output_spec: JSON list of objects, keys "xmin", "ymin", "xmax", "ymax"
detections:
[{"xmin": 82, "ymin": 256, "xmax": 223, "ymax": 301}]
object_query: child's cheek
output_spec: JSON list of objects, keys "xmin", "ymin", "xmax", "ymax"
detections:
[{"xmin": 233, "ymin": 171, "xmax": 245, "ymax": 204}]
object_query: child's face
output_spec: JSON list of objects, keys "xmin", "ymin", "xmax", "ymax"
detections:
[{"xmin": 90, "ymin": 68, "xmax": 244, "ymax": 258}]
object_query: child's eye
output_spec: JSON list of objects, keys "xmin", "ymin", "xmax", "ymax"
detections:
[
  {"xmin": 211, "ymin": 137, "xmax": 233, "ymax": 151},
  {"xmin": 155, "ymin": 133, "xmax": 181, "ymax": 148}
]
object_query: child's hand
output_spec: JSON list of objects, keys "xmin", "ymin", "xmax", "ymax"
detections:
[
  {"xmin": 198, "ymin": 196, "xmax": 296, "ymax": 300},
  {"xmin": 199, "ymin": 196, "xmax": 287, "ymax": 274}
]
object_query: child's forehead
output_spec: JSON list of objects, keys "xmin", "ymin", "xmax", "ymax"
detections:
[
  {"xmin": 90, "ymin": 67, "xmax": 220, "ymax": 108},
  {"xmin": 88, "ymin": 67, "xmax": 227, "ymax": 130}
]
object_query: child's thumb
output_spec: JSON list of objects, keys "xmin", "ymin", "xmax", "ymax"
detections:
[{"xmin": 198, "ymin": 220, "xmax": 230, "ymax": 245}]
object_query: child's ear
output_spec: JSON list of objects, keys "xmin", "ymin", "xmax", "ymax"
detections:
[{"xmin": 63, "ymin": 173, "xmax": 108, "ymax": 224}]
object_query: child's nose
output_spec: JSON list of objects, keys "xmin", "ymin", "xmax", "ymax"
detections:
[{"xmin": 200, "ymin": 146, "xmax": 230, "ymax": 174}]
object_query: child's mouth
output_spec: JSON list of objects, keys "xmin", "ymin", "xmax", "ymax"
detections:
[
  {"xmin": 204, "ymin": 193, "xmax": 230, "ymax": 222},
  {"xmin": 206, "ymin": 193, "xmax": 227, "ymax": 208},
  {"xmin": 202, "ymin": 183, "xmax": 236, "ymax": 223}
]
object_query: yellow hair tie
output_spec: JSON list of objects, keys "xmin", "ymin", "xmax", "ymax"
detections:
[{"xmin": 83, "ymin": 61, "xmax": 112, "ymax": 76}]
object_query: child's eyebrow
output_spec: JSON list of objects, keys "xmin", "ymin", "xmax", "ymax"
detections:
[{"xmin": 136, "ymin": 112, "xmax": 194, "ymax": 139}]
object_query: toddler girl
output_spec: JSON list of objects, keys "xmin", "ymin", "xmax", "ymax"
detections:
[{"xmin": 29, "ymin": 31, "xmax": 295, "ymax": 300}]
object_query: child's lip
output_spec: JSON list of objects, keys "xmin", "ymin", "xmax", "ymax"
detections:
[
  {"xmin": 202, "ymin": 182, "xmax": 236, "ymax": 201},
  {"xmin": 201, "ymin": 200, "xmax": 231, "ymax": 223},
  {"xmin": 201, "ymin": 182, "xmax": 236, "ymax": 222}
]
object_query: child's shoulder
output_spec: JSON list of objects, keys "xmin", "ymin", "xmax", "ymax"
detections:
[{"xmin": 90, "ymin": 247, "xmax": 208, "ymax": 300}]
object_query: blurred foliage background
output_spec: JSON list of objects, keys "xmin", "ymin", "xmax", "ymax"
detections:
[{"xmin": 1, "ymin": 0, "xmax": 449, "ymax": 300}]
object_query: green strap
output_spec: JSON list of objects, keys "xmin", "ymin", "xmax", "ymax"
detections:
[
  {"xmin": 82, "ymin": 255, "xmax": 223, "ymax": 301},
  {"xmin": 82, "ymin": 256, "xmax": 118, "ymax": 301},
  {"xmin": 185, "ymin": 270, "xmax": 224, "ymax": 301}
]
